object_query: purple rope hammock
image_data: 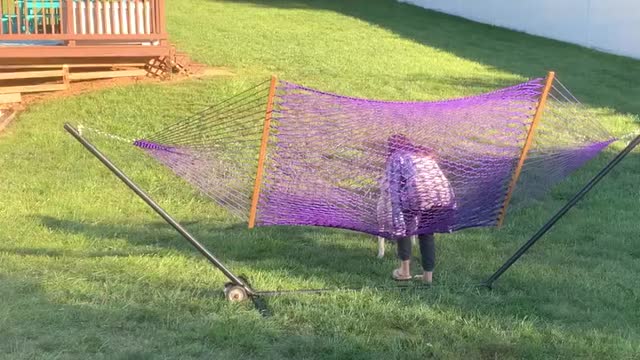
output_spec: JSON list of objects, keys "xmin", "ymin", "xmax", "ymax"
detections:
[{"xmin": 135, "ymin": 75, "xmax": 614, "ymax": 239}]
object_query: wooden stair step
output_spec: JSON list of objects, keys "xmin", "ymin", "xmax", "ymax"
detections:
[
  {"xmin": 68, "ymin": 69, "xmax": 148, "ymax": 81},
  {"xmin": 0, "ymin": 83, "xmax": 68, "ymax": 94},
  {"xmin": 0, "ymin": 70, "xmax": 65, "ymax": 81}
]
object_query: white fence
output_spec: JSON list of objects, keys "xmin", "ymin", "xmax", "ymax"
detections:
[{"xmin": 399, "ymin": 0, "xmax": 640, "ymax": 59}]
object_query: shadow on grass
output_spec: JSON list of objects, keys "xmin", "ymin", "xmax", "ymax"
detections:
[
  {"xmin": 35, "ymin": 215, "xmax": 398, "ymax": 288},
  {"xmin": 0, "ymin": 259, "xmax": 634, "ymax": 359},
  {"xmin": 0, "ymin": 273, "xmax": 583, "ymax": 359},
  {"xmin": 224, "ymin": 0, "xmax": 640, "ymax": 115}
]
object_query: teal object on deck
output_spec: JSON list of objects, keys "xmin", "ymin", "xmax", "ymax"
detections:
[{"xmin": 16, "ymin": 0, "xmax": 62, "ymax": 11}]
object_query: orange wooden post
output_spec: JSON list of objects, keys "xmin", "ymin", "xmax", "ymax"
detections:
[
  {"xmin": 155, "ymin": 0, "xmax": 160, "ymax": 34},
  {"xmin": 49, "ymin": 0, "xmax": 55, "ymax": 34},
  {"xmin": 59, "ymin": 0, "xmax": 65, "ymax": 34},
  {"xmin": 16, "ymin": 0, "xmax": 23, "ymax": 35},
  {"xmin": 135, "ymin": 0, "xmax": 141, "ymax": 34},
  {"xmin": 0, "ymin": 1, "xmax": 3, "ymax": 35},
  {"xmin": 248, "ymin": 75, "xmax": 278, "ymax": 229},
  {"xmin": 26, "ymin": 0, "xmax": 32, "ymax": 34},
  {"xmin": 84, "ymin": 0, "xmax": 89, "ymax": 34},
  {"xmin": 33, "ymin": 0, "xmax": 39, "ymax": 35},
  {"xmin": 497, "ymin": 71, "xmax": 555, "ymax": 227},
  {"xmin": 157, "ymin": 0, "xmax": 165, "ymax": 44}
]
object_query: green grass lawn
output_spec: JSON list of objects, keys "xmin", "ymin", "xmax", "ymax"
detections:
[{"xmin": 1, "ymin": 1, "xmax": 640, "ymax": 359}]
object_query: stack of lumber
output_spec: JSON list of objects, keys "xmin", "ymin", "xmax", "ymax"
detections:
[{"xmin": 0, "ymin": 62, "xmax": 152, "ymax": 104}]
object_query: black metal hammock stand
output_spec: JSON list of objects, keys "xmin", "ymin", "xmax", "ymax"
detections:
[
  {"xmin": 60, "ymin": 66, "xmax": 640, "ymax": 316},
  {"xmin": 64, "ymin": 122, "xmax": 639, "ymax": 315}
]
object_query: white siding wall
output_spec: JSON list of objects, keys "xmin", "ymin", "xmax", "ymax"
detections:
[{"xmin": 399, "ymin": 0, "xmax": 640, "ymax": 59}]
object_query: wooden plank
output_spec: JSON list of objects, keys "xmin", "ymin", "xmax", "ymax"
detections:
[
  {"xmin": 0, "ymin": 32, "xmax": 167, "ymax": 40},
  {"xmin": 0, "ymin": 93, "xmax": 22, "ymax": 104},
  {"xmin": 0, "ymin": 69, "xmax": 64, "ymax": 80},
  {"xmin": 0, "ymin": 44, "xmax": 171, "ymax": 58},
  {"xmin": 0, "ymin": 83, "xmax": 67, "ymax": 94},
  {"xmin": 248, "ymin": 75, "xmax": 278, "ymax": 229},
  {"xmin": 497, "ymin": 71, "xmax": 556, "ymax": 227},
  {"xmin": 68, "ymin": 68, "xmax": 147, "ymax": 81},
  {"xmin": 0, "ymin": 63, "xmax": 147, "ymax": 69}
]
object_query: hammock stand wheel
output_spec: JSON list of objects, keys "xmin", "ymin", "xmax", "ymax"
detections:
[{"xmin": 224, "ymin": 283, "xmax": 249, "ymax": 302}]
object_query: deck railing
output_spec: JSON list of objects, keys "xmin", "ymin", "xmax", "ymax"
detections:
[{"xmin": 0, "ymin": 0, "xmax": 165, "ymax": 42}]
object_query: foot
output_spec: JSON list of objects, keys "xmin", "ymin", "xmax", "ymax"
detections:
[
  {"xmin": 414, "ymin": 271, "xmax": 433, "ymax": 284},
  {"xmin": 392, "ymin": 268, "xmax": 412, "ymax": 281}
]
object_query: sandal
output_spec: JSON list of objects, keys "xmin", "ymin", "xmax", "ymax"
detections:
[
  {"xmin": 392, "ymin": 268, "xmax": 412, "ymax": 281},
  {"xmin": 413, "ymin": 274, "xmax": 433, "ymax": 285}
]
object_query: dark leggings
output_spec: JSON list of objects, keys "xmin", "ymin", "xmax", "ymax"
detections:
[{"xmin": 397, "ymin": 233, "xmax": 435, "ymax": 272}]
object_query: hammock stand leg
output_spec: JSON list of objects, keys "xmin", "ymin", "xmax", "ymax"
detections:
[
  {"xmin": 482, "ymin": 135, "xmax": 640, "ymax": 289},
  {"xmin": 64, "ymin": 123, "xmax": 263, "ymax": 308}
]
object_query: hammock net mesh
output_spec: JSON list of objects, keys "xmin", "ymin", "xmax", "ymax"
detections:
[{"xmin": 134, "ymin": 75, "xmax": 614, "ymax": 238}]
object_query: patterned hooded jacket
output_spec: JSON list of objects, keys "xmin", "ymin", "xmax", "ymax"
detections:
[{"xmin": 377, "ymin": 149, "xmax": 456, "ymax": 237}]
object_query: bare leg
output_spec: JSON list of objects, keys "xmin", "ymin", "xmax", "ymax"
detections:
[
  {"xmin": 418, "ymin": 233, "xmax": 435, "ymax": 284},
  {"xmin": 377, "ymin": 236, "xmax": 385, "ymax": 258},
  {"xmin": 393, "ymin": 236, "xmax": 413, "ymax": 279}
]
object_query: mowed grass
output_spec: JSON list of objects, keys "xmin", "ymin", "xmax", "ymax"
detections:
[{"xmin": 1, "ymin": 0, "xmax": 640, "ymax": 359}]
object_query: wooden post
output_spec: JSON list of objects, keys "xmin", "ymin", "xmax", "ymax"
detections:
[
  {"xmin": 20, "ymin": 0, "xmax": 31, "ymax": 34},
  {"xmin": 497, "ymin": 71, "xmax": 555, "ymax": 227},
  {"xmin": 134, "ymin": 0, "xmax": 141, "ymax": 34},
  {"xmin": 49, "ymin": 0, "xmax": 55, "ymax": 34},
  {"xmin": 60, "ymin": 0, "xmax": 66, "ymax": 33},
  {"xmin": 33, "ymin": 0, "xmax": 39, "ymax": 35},
  {"xmin": 16, "ymin": 0, "xmax": 20, "ymax": 34},
  {"xmin": 2, "ymin": 0, "xmax": 8, "ymax": 35},
  {"xmin": 105, "ymin": 0, "xmax": 111, "ymax": 34},
  {"xmin": 62, "ymin": 64, "xmax": 69, "ymax": 88},
  {"xmin": 248, "ymin": 75, "xmax": 278, "ymax": 229},
  {"xmin": 0, "ymin": 0, "xmax": 3, "ymax": 35},
  {"xmin": 153, "ymin": 0, "xmax": 159, "ymax": 34}
]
